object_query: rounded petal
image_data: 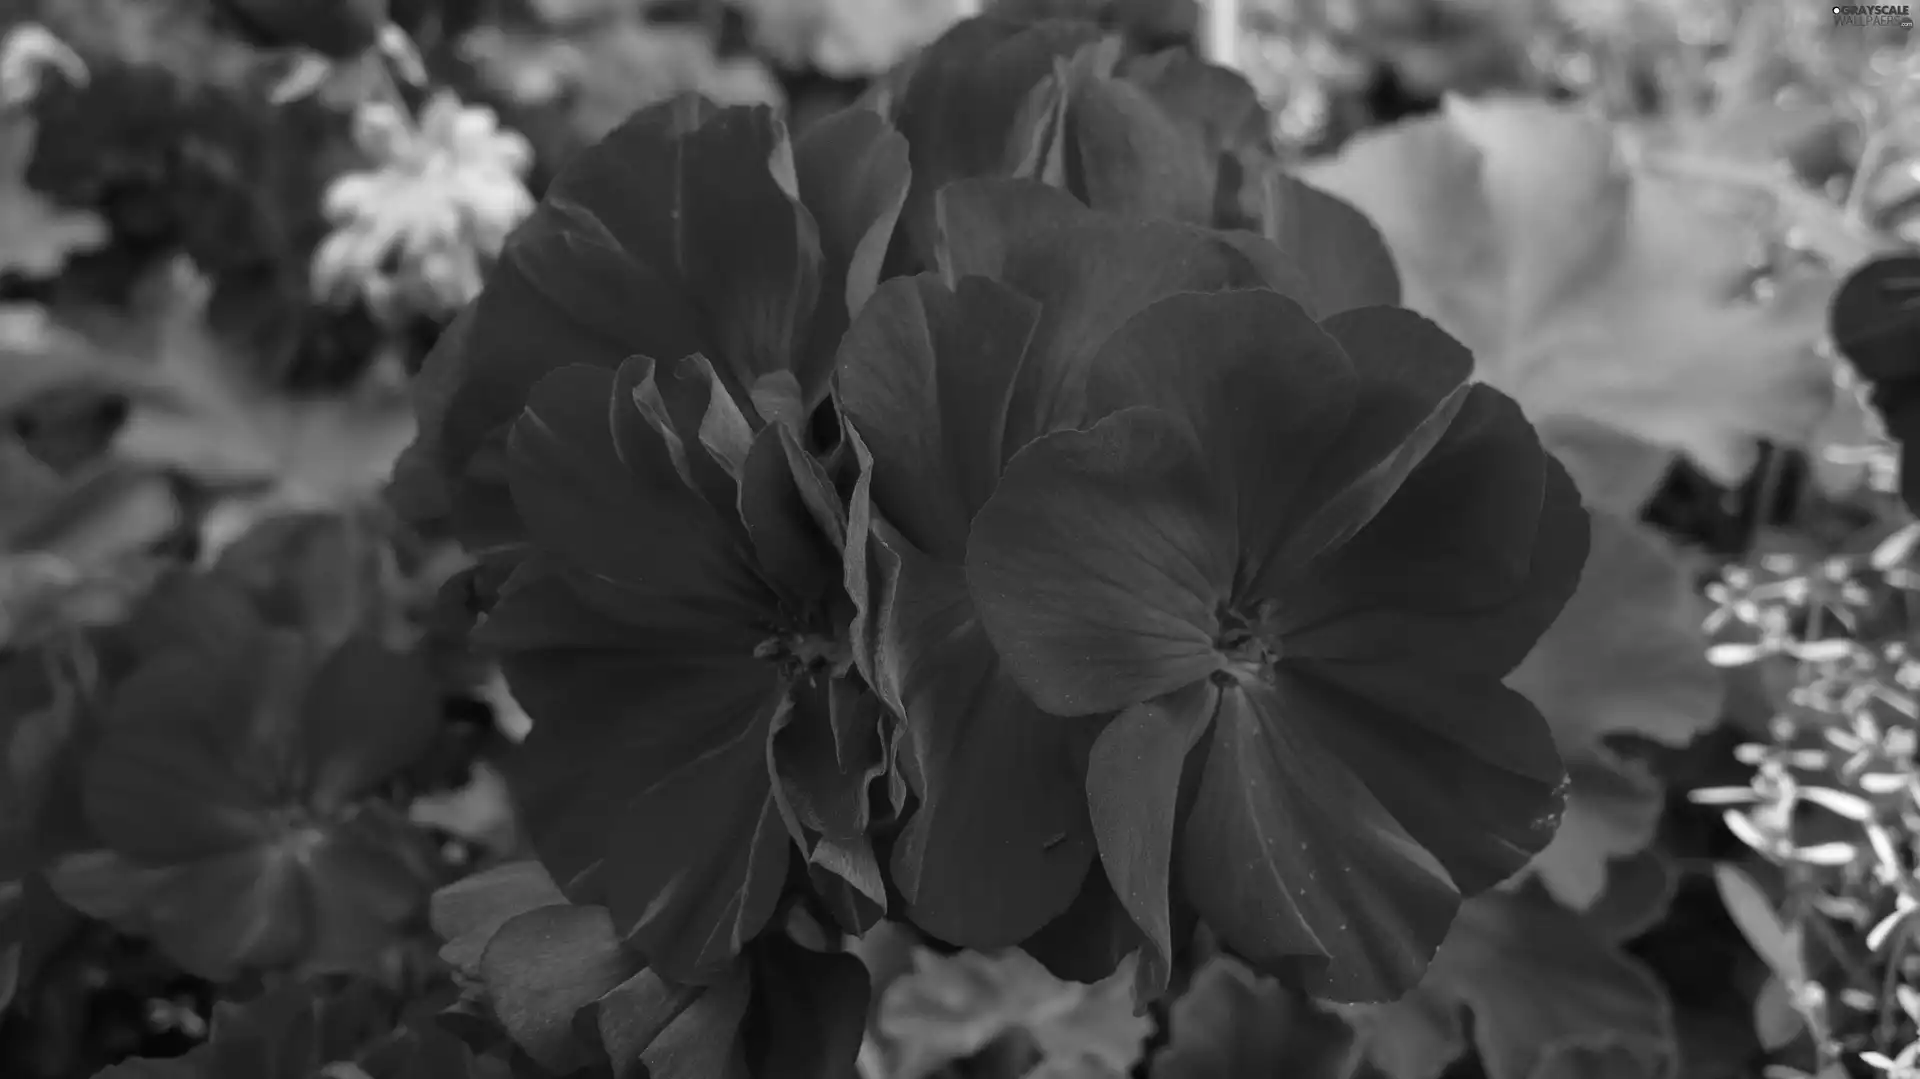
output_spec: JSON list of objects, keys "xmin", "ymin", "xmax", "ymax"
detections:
[
  {"xmin": 888, "ymin": 17, "xmax": 1103, "ymax": 267},
  {"xmin": 1274, "ymin": 386, "xmax": 1591, "ymax": 680},
  {"xmin": 792, "ymin": 105, "xmax": 910, "ymax": 336},
  {"xmin": 1179, "ymin": 682, "xmax": 1460, "ymax": 1003},
  {"xmin": 1262, "ymin": 173, "xmax": 1403, "ymax": 317},
  {"xmin": 1248, "ymin": 306, "xmax": 1475, "ymax": 585},
  {"xmin": 1281, "ymin": 666, "xmax": 1565, "ymax": 895},
  {"xmin": 967, "ymin": 408, "xmax": 1233, "ymax": 717},
  {"xmin": 1082, "ymin": 289, "xmax": 1358, "ymax": 584}
]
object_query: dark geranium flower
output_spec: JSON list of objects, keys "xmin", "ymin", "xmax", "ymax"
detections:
[
  {"xmin": 477, "ymin": 352, "xmax": 885, "ymax": 985},
  {"xmin": 1829, "ymin": 253, "xmax": 1920, "ymax": 513},
  {"xmin": 391, "ymin": 96, "xmax": 908, "ymax": 551},
  {"xmin": 962, "ymin": 289, "xmax": 1589, "ymax": 1001},
  {"xmin": 836, "ymin": 178, "xmax": 1282, "ymax": 950}
]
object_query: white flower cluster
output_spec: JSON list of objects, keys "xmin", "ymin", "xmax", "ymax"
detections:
[{"xmin": 312, "ymin": 91, "xmax": 535, "ymax": 321}]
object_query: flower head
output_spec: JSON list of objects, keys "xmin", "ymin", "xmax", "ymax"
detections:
[{"xmin": 959, "ymin": 286, "xmax": 1589, "ymax": 1000}]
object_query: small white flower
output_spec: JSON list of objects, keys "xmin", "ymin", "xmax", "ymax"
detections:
[{"xmin": 312, "ymin": 91, "xmax": 535, "ymax": 319}]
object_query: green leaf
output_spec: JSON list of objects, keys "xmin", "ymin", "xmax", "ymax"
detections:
[
  {"xmin": 1300, "ymin": 95, "xmax": 1838, "ymax": 482},
  {"xmin": 877, "ymin": 948, "xmax": 1149, "ymax": 1079},
  {"xmin": 580, "ymin": 966, "xmax": 752, "ymax": 1079},
  {"xmin": 1712, "ymin": 864, "xmax": 1804, "ymax": 985},
  {"xmin": 49, "ymin": 626, "xmax": 439, "ymax": 979},
  {"xmin": 431, "ymin": 861, "xmax": 570, "ymax": 978},
  {"xmin": 1355, "ymin": 889, "xmax": 1678, "ymax": 1079},
  {"xmin": 1149, "ymin": 956, "xmax": 1352, "ymax": 1079}
]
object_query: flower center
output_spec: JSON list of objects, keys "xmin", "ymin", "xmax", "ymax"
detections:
[
  {"xmin": 754, "ymin": 630, "xmax": 853, "ymax": 682},
  {"xmin": 1212, "ymin": 601, "xmax": 1280, "ymax": 687}
]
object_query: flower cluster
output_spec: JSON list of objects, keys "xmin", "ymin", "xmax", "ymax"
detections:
[{"xmin": 395, "ymin": 12, "xmax": 1591, "ymax": 1073}]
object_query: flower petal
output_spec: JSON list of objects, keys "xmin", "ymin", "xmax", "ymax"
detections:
[
  {"xmin": 1081, "ymin": 290, "xmax": 1358, "ymax": 580},
  {"xmin": 888, "ymin": 17, "xmax": 1103, "ymax": 268},
  {"xmin": 945, "ymin": 198, "xmax": 1276, "ymax": 449},
  {"xmin": 792, "ymin": 105, "xmax": 910, "ymax": 348},
  {"xmin": 506, "ymin": 362, "xmax": 774, "ymax": 627},
  {"xmin": 1278, "ymin": 665, "xmax": 1564, "ymax": 895},
  {"xmin": 933, "ymin": 177, "xmax": 1099, "ymax": 284},
  {"xmin": 630, "ymin": 353, "xmax": 756, "ymax": 522},
  {"xmin": 967, "ymin": 408, "xmax": 1233, "ymax": 717},
  {"xmin": 1086, "ymin": 680, "xmax": 1217, "ymax": 993},
  {"xmin": 1180, "ymin": 681, "xmax": 1460, "ymax": 1002},
  {"xmin": 739, "ymin": 422, "xmax": 845, "ymax": 611},
  {"xmin": 880, "ymin": 542, "xmax": 1095, "ymax": 948},
  {"xmin": 538, "ymin": 99, "xmax": 822, "ymax": 401},
  {"xmin": 1276, "ymin": 387, "xmax": 1591, "ymax": 679},
  {"xmin": 481, "ymin": 568, "xmax": 791, "ymax": 981},
  {"xmin": 1261, "ymin": 173, "xmax": 1403, "ymax": 317},
  {"xmin": 836, "ymin": 273, "xmax": 1042, "ymax": 560},
  {"xmin": 1066, "ymin": 58, "xmax": 1217, "ymax": 224},
  {"xmin": 1249, "ymin": 306, "xmax": 1474, "ymax": 585}
]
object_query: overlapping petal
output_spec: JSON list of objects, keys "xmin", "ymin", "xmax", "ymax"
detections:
[
  {"xmin": 961, "ymin": 288, "xmax": 1588, "ymax": 1000},
  {"xmin": 875, "ymin": 12, "xmax": 1280, "ymax": 271}
]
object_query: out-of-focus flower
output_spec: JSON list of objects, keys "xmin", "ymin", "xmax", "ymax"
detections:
[{"xmin": 312, "ymin": 92, "xmax": 535, "ymax": 321}]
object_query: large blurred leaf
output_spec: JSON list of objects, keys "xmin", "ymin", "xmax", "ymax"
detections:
[
  {"xmin": 1300, "ymin": 95, "xmax": 1838, "ymax": 482},
  {"xmin": 1353, "ymin": 888, "xmax": 1678, "ymax": 1079},
  {"xmin": 1508, "ymin": 428, "xmax": 1720, "ymax": 912}
]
